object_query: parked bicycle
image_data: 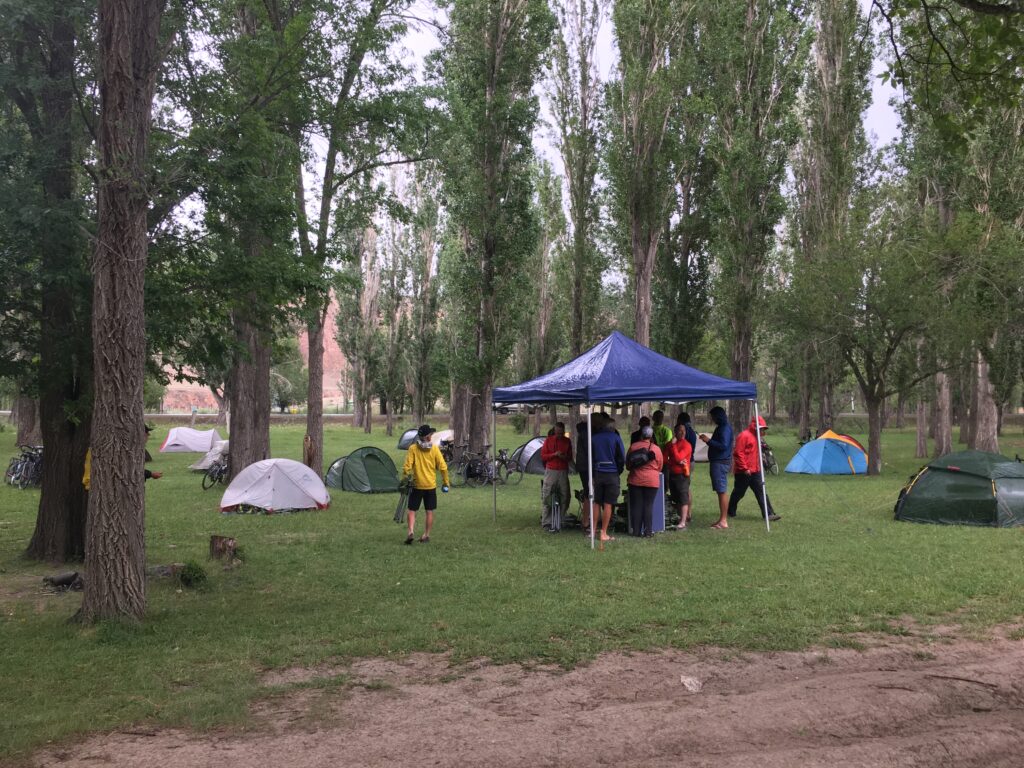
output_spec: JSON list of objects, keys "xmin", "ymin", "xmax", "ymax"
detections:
[
  {"xmin": 761, "ymin": 441, "xmax": 779, "ymax": 476},
  {"xmin": 202, "ymin": 455, "xmax": 230, "ymax": 490},
  {"xmin": 493, "ymin": 447, "xmax": 523, "ymax": 485},
  {"xmin": 5, "ymin": 445, "xmax": 43, "ymax": 489}
]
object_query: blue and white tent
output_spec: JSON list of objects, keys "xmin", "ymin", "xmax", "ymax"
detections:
[{"xmin": 785, "ymin": 431, "xmax": 868, "ymax": 475}]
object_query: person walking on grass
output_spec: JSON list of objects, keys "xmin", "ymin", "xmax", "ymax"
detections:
[
  {"xmin": 590, "ymin": 415, "xmax": 626, "ymax": 542},
  {"xmin": 699, "ymin": 406, "xmax": 733, "ymax": 529},
  {"xmin": 540, "ymin": 422, "xmax": 572, "ymax": 532},
  {"xmin": 401, "ymin": 424, "xmax": 450, "ymax": 545},
  {"xmin": 626, "ymin": 425, "xmax": 663, "ymax": 537},
  {"xmin": 665, "ymin": 423, "xmax": 692, "ymax": 529},
  {"xmin": 728, "ymin": 415, "xmax": 780, "ymax": 522}
]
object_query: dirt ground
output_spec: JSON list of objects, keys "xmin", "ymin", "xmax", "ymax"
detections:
[{"xmin": 31, "ymin": 628, "xmax": 1024, "ymax": 768}]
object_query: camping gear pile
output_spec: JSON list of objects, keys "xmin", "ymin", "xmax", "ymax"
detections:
[{"xmin": 895, "ymin": 450, "xmax": 1024, "ymax": 527}]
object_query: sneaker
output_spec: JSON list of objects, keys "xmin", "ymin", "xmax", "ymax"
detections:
[
  {"xmin": 767, "ymin": 513, "xmax": 780, "ymax": 522},
  {"xmin": 404, "ymin": 533, "xmax": 415, "ymax": 545}
]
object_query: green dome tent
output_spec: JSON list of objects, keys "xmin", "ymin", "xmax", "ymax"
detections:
[
  {"xmin": 324, "ymin": 447, "xmax": 399, "ymax": 493},
  {"xmin": 894, "ymin": 450, "xmax": 1024, "ymax": 527}
]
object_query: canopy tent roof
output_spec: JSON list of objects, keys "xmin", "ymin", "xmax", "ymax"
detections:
[{"xmin": 493, "ymin": 331, "xmax": 756, "ymax": 406}]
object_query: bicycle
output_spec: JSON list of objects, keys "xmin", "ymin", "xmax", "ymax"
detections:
[
  {"xmin": 202, "ymin": 455, "xmax": 230, "ymax": 490},
  {"xmin": 5, "ymin": 445, "xmax": 43, "ymax": 489},
  {"xmin": 493, "ymin": 447, "xmax": 523, "ymax": 485},
  {"xmin": 761, "ymin": 441, "xmax": 779, "ymax": 476}
]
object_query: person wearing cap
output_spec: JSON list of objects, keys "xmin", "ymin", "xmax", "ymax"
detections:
[
  {"xmin": 540, "ymin": 421, "xmax": 572, "ymax": 531},
  {"xmin": 728, "ymin": 415, "xmax": 779, "ymax": 522},
  {"xmin": 401, "ymin": 424, "xmax": 450, "ymax": 544}
]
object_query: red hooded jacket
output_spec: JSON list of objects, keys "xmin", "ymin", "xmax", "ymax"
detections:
[{"xmin": 733, "ymin": 416, "xmax": 767, "ymax": 474}]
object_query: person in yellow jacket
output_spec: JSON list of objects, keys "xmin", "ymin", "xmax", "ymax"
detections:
[
  {"xmin": 401, "ymin": 424, "xmax": 450, "ymax": 545},
  {"xmin": 83, "ymin": 424, "xmax": 162, "ymax": 491}
]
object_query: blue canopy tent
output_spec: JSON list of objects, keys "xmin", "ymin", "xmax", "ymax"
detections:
[{"xmin": 491, "ymin": 332, "xmax": 769, "ymax": 544}]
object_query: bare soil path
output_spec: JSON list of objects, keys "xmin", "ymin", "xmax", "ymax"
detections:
[{"xmin": 32, "ymin": 632, "xmax": 1024, "ymax": 768}]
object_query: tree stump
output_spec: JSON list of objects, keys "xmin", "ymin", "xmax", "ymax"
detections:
[{"xmin": 209, "ymin": 535, "xmax": 237, "ymax": 561}]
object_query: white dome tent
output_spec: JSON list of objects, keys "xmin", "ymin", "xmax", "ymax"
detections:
[
  {"xmin": 160, "ymin": 427, "xmax": 223, "ymax": 453},
  {"xmin": 220, "ymin": 458, "xmax": 330, "ymax": 514}
]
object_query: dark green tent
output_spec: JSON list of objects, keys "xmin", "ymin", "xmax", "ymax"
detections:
[
  {"xmin": 894, "ymin": 450, "xmax": 1024, "ymax": 527},
  {"xmin": 324, "ymin": 447, "xmax": 399, "ymax": 493}
]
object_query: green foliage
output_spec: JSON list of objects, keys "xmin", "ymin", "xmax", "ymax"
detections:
[
  {"xmin": 176, "ymin": 560, "xmax": 208, "ymax": 590},
  {"xmin": 270, "ymin": 336, "xmax": 309, "ymax": 412},
  {"xmin": 509, "ymin": 412, "xmax": 529, "ymax": 434},
  {"xmin": 437, "ymin": 0, "xmax": 555, "ymax": 406}
]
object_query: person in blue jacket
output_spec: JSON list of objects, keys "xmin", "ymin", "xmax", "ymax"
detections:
[
  {"xmin": 699, "ymin": 406, "xmax": 733, "ymax": 529},
  {"xmin": 589, "ymin": 414, "xmax": 626, "ymax": 542}
]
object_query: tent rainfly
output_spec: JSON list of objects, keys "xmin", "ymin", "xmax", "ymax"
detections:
[
  {"xmin": 492, "ymin": 332, "xmax": 767, "ymax": 545},
  {"xmin": 160, "ymin": 427, "xmax": 223, "ymax": 453},
  {"xmin": 324, "ymin": 447, "xmax": 399, "ymax": 493},
  {"xmin": 220, "ymin": 458, "xmax": 330, "ymax": 513},
  {"xmin": 510, "ymin": 437, "xmax": 547, "ymax": 476},
  {"xmin": 785, "ymin": 430, "xmax": 867, "ymax": 475},
  {"xmin": 894, "ymin": 450, "xmax": 1024, "ymax": 527},
  {"xmin": 397, "ymin": 428, "xmax": 454, "ymax": 450},
  {"xmin": 189, "ymin": 440, "xmax": 229, "ymax": 472}
]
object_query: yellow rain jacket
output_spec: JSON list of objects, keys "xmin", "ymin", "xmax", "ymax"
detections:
[{"xmin": 402, "ymin": 443, "xmax": 450, "ymax": 490}]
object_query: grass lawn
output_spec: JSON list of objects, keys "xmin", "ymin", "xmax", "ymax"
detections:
[{"xmin": 2, "ymin": 419, "xmax": 1024, "ymax": 758}]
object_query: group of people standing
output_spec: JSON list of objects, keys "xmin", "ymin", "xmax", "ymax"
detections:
[{"xmin": 539, "ymin": 406, "xmax": 778, "ymax": 540}]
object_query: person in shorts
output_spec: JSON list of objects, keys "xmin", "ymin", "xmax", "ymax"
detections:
[
  {"xmin": 699, "ymin": 406, "xmax": 733, "ymax": 529},
  {"xmin": 590, "ymin": 416, "xmax": 626, "ymax": 542},
  {"xmin": 401, "ymin": 424, "xmax": 450, "ymax": 544}
]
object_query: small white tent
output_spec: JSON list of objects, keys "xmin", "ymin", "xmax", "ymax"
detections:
[
  {"xmin": 189, "ymin": 440, "xmax": 229, "ymax": 472},
  {"xmin": 220, "ymin": 458, "xmax": 330, "ymax": 513},
  {"xmin": 160, "ymin": 427, "xmax": 223, "ymax": 453}
]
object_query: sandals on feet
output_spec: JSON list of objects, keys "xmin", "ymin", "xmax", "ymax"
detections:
[
  {"xmin": 404, "ymin": 533, "xmax": 415, "ymax": 545},
  {"xmin": 419, "ymin": 535, "xmax": 430, "ymax": 543}
]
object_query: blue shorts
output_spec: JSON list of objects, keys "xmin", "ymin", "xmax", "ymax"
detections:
[{"xmin": 709, "ymin": 461, "xmax": 731, "ymax": 494}]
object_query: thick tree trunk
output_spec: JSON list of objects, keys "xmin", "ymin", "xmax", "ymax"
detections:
[
  {"xmin": 210, "ymin": 387, "xmax": 228, "ymax": 426},
  {"xmin": 15, "ymin": 396, "xmax": 43, "ymax": 446},
  {"xmin": 228, "ymin": 312, "xmax": 271, "ymax": 480},
  {"xmin": 352, "ymin": 361, "xmax": 365, "ymax": 428},
  {"xmin": 933, "ymin": 372, "xmax": 953, "ymax": 457},
  {"xmin": 467, "ymin": 382, "xmax": 492, "ymax": 454},
  {"xmin": 450, "ymin": 381, "xmax": 471, "ymax": 454},
  {"xmin": 972, "ymin": 348, "xmax": 999, "ymax": 452},
  {"xmin": 895, "ymin": 391, "xmax": 905, "ymax": 429},
  {"xmin": 80, "ymin": 0, "xmax": 165, "ymax": 622},
  {"xmin": 304, "ymin": 305, "xmax": 326, "ymax": 473},
  {"xmin": 632, "ymin": 232, "xmax": 657, "ymax": 348},
  {"xmin": 915, "ymin": 398, "xmax": 928, "ymax": 458},
  {"xmin": 865, "ymin": 396, "xmax": 883, "ymax": 476},
  {"xmin": 961, "ymin": 362, "xmax": 975, "ymax": 447},
  {"xmin": 728, "ymin": 313, "xmax": 753, "ymax": 428},
  {"xmin": 24, "ymin": 6, "xmax": 92, "ymax": 564}
]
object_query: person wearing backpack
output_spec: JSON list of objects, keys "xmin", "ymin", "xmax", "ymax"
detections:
[
  {"xmin": 729, "ymin": 415, "xmax": 780, "ymax": 522},
  {"xmin": 626, "ymin": 425, "xmax": 664, "ymax": 537}
]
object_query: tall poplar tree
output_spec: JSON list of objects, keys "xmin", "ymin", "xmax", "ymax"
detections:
[
  {"xmin": 704, "ymin": 0, "xmax": 809, "ymax": 426},
  {"xmin": 438, "ymin": 0, "xmax": 554, "ymax": 451}
]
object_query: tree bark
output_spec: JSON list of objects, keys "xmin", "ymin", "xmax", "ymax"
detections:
[
  {"xmin": 768, "ymin": 361, "xmax": 778, "ymax": 421},
  {"xmin": 865, "ymin": 395, "xmax": 883, "ymax": 475},
  {"xmin": 450, "ymin": 381, "xmax": 471, "ymax": 454},
  {"xmin": 728, "ymin": 312, "xmax": 753, "ymax": 428},
  {"xmin": 933, "ymin": 371, "xmax": 953, "ymax": 457},
  {"xmin": 15, "ymin": 396, "xmax": 43, "ymax": 446},
  {"xmin": 80, "ymin": 0, "xmax": 165, "ymax": 622},
  {"xmin": 972, "ymin": 348, "xmax": 999, "ymax": 452},
  {"xmin": 915, "ymin": 397, "xmax": 928, "ymax": 458},
  {"xmin": 304, "ymin": 303, "xmax": 326, "ymax": 473},
  {"xmin": 23, "ymin": 5, "xmax": 92, "ymax": 564},
  {"xmin": 227, "ymin": 310, "xmax": 271, "ymax": 480}
]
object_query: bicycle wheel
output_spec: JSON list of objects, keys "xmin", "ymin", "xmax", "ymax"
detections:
[
  {"xmin": 765, "ymin": 450, "xmax": 779, "ymax": 475},
  {"xmin": 450, "ymin": 460, "xmax": 468, "ymax": 487},
  {"xmin": 466, "ymin": 459, "xmax": 487, "ymax": 487},
  {"xmin": 500, "ymin": 462, "xmax": 523, "ymax": 485},
  {"xmin": 202, "ymin": 466, "xmax": 219, "ymax": 490}
]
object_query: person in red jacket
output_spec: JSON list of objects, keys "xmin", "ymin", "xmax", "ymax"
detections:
[
  {"xmin": 728, "ymin": 415, "xmax": 780, "ymax": 521},
  {"xmin": 540, "ymin": 422, "xmax": 573, "ymax": 531},
  {"xmin": 626, "ymin": 426, "xmax": 664, "ymax": 537},
  {"xmin": 664, "ymin": 423, "xmax": 692, "ymax": 529}
]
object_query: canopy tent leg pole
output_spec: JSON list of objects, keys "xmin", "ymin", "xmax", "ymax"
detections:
[
  {"xmin": 587, "ymin": 407, "xmax": 595, "ymax": 550},
  {"xmin": 492, "ymin": 408, "xmax": 497, "ymax": 524},
  {"xmin": 753, "ymin": 400, "xmax": 771, "ymax": 532}
]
